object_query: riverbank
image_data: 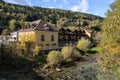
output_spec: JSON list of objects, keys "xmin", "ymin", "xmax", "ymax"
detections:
[
  {"xmin": 49, "ymin": 54, "xmax": 98, "ymax": 80},
  {"xmin": 0, "ymin": 54, "xmax": 98, "ymax": 80}
]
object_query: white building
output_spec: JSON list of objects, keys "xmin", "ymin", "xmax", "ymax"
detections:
[
  {"xmin": 9, "ymin": 31, "xmax": 19, "ymax": 42},
  {"xmin": 0, "ymin": 31, "xmax": 19, "ymax": 43},
  {"xmin": 0, "ymin": 36, "xmax": 10, "ymax": 44},
  {"xmin": 0, "ymin": 36, "xmax": 2, "ymax": 43}
]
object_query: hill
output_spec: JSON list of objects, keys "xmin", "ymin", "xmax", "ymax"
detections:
[{"xmin": 0, "ymin": 0, "xmax": 103, "ymax": 34}]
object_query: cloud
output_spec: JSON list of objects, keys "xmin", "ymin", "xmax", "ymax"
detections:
[
  {"xmin": 71, "ymin": 0, "xmax": 89, "ymax": 13},
  {"xmin": 4, "ymin": 0, "xmax": 14, "ymax": 3},
  {"xmin": 48, "ymin": 6, "xmax": 55, "ymax": 9},
  {"xmin": 71, "ymin": 5, "xmax": 80, "ymax": 11},
  {"xmin": 95, "ymin": 13, "xmax": 99, "ymax": 16},
  {"xmin": 80, "ymin": 0, "xmax": 89, "ymax": 12},
  {"xmin": 3, "ymin": 0, "xmax": 32, "ymax": 6}
]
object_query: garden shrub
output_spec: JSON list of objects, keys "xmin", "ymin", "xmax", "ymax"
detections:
[
  {"xmin": 1, "ymin": 41, "xmax": 42, "ymax": 67},
  {"xmin": 0, "ymin": 43, "xmax": 33, "ymax": 66},
  {"xmin": 61, "ymin": 46, "xmax": 74, "ymax": 62},
  {"xmin": 71, "ymin": 48, "xmax": 81, "ymax": 61},
  {"xmin": 34, "ymin": 53, "xmax": 47, "ymax": 65},
  {"xmin": 33, "ymin": 45, "xmax": 41, "ymax": 57},
  {"xmin": 76, "ymin": 37, "xmax": 90, "ymax": 52},
  {"xmin": 46, "ymin": 51, "xmax": 63, "ymax": 68},
  {"xmin": 19, "ymin": 41, "xmax": 41, "ymax": 58},
  {"xmin": 1, "ymin": 43, "xmax": 17, "ymax": 65}
]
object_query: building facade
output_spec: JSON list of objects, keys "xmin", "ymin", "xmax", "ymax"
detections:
[
  {"xmin": 19, "ymin": 20, "xmax": 58, "ymax": 50},
  {"xmin": 19, "ymin": 19, "xmax": 93, "ymax": 50},
  {"xmin": 9, "ymin": 31, "xmax": 19, "ymax": 42}
]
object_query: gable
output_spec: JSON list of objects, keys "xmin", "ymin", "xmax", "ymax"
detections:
[{"xmin": 21, "ymin": 20, "xmax": 57, "ymax": 32}]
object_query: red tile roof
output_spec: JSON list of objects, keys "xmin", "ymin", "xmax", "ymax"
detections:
[{"xmin": 85, "ymin": 30, "xmax": 93, "ymax": 33}]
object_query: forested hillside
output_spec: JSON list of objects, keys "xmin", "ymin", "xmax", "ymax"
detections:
[{"xmin": 0, "ymin": 0, "xmax": 103, "ymax": 34}]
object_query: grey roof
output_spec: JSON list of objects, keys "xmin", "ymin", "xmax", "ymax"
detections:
[{"xmin": 21, "ymin": 20, "xmax": 58, "ymax": 32}]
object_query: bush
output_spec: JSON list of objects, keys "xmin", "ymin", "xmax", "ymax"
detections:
[
  {"xmin": 1, "ymin": 43, "xmax": 17, "ymax": 65},
  {"xmin": 71, "ymin": 48, "xmax": 81, "ymax": 60},
  {"xmin": 76, "ymin": 38, "xmax": 90, "ymax": 52},
  {"xmin": 34, "ymin": 53, "xmax": 47, "ymax": 65},
  {"xmin": 19, "ymin": 41, "xmax": 41, "ymax": 58},
  {"xmin": 46, "ymin": 51, "xmax": 63, "ymax": 67},
  {"xmin": 33, "ymin": 45, "xmax": 41, "ymax": 57},
  {"xmin": 1, "ymin": 43, "xmax": 32, "ymax": 66},
  {"xmin": 1, "ymin": 41, "xmax": 42, "ymax": 67},
  {"xmin": 91, "ymin": 32, "xmax": 101, "ymax": 47},
  {"xmin": 61, "ymin": 46, "xmax": 74, "ymax": 62}
]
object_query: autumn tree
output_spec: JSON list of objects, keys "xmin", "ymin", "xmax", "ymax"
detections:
[
  {"xmin": 9, "ymin": 19, "xmax": 22, "ymax": 31},
  {"xmin": 2, "ymin": 28, "xmax": 10, "ymax": 36},
  {"xmin": 98, "ymin": 0, "xmax": 120, "ymax": 79},
  {"xmin": 9, "ymin": 19, "xmax": 17, "ymax": 31}
]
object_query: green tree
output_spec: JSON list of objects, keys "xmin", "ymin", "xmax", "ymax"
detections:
[
  {"xmin": 46, "ymin": 51, "xmax": 63, "ymax": 68},
  {"xmin": 2, "ymin": 28, "xmax": 10, "ymax": 36},
  {"xmin": 9, "ymin": 19, "xmax": 17, "ymax": 31},
  {"xmin": 82, "ymin": 20, "xmax": 88, "ymax": 27},
  {"xmin": 98, "ymin": 0, "xmax": 120, "ymax": 80},
  {"xmin": 9, "ymin": 19, "xmax": 22, "ymax": 31},
  {"xmin": 61, "ymin": 46, "xmax": 74, "ymax": 62},
  {"xmin": 76, "ymin": 38, "xmax": 90, "ymax": 52}
]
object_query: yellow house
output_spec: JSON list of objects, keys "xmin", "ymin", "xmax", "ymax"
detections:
[{"xmin": 19, "ymin": 20, "xmax": 58, "ymax": 50}]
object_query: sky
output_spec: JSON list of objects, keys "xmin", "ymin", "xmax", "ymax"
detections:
[{"xmin": 3, "ymin": 0, "xmax": 115, "ymax": 17}]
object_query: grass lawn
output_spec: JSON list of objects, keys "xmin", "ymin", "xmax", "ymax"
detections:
[
  {"xmin": 90, "ymin": 47, "xmax": 99, "ymax": 52},
  {"xmin": 87, "ymin": 47, "xmax": 99, "ymax": 54}
]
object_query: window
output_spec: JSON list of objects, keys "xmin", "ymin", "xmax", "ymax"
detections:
[
  {"xmin": 41, "ymin": 35, "xmax": 44, "ymax": 41},
  {"xmin": 51, "ymin": 35, "xmax": 54, "ymax": 41},
  {"xmin": 52, "ymin": 44, "xmax": 56, "ymax": 46},
  {"xmin": 14, "ymin": 37, "xmax": 16, "ymax": 40},
  {"xmin": 46, "ymin": 44, "xmax": 50, "ymax": 46}
]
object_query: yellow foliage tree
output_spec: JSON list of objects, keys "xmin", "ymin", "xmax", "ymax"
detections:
[
  {"xmin": 19, "ymin": 32, "xmax": 36, "ymax": 44},
  {"xmin": 33, "ymin": 45, "xmax": 41, "ymax": 57},
  {"xmin": 19, "ymin": 32, "xmax": 42, "ymax": 57},
  {"xmin": 98, "ymin": 0, "xmax": 120, "ymax": 79}
]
